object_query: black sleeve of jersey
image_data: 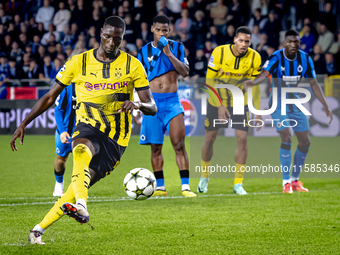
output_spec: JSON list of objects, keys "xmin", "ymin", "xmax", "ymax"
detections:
[
  {"xmin": 267, "ymin": 55, "xmax": 279, "ymax": 74},
  {"xmin": 207, "ymin": 66, "xmax": 218, "ymax": 72},
  {"xmin": 137, "ymin": 49, "xmax": 146, "ymax": 69},
  {"xmin": 178, "ymin": 42, "xmax": 184, "ymax": 61},
  {"xmin": 55, "ymin": 79, "xmax": 68, "ymax": 88},
  {"xmin": 135, "ymin": 85, "xmax": 150, "ymax": 91},
  {"xmin": 305, "ymin": 56, "xmax": 313, "ymax": 78}
]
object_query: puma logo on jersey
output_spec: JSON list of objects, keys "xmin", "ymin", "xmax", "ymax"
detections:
[{"xmin": 90, "ymin": 72, "xmax": 98, "ymax": 77}]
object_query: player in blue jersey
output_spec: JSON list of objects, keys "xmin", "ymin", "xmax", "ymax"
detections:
[
  {"xmin": 137, "ymin": 15, "xmax": 196, "ymax": 197},
  {"xmin": 244, "ymin": 30, "xmax": 333, "ymax": 193},
  {"xmin": 53, "ymin": 83, "xmax": 76, "ymax": 197}
]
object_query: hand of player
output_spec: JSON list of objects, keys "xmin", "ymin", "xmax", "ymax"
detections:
[
  {"xmin": 218, "ymin": 105, "xmax": 231, "ymax": 120},
  {"xmin": 325, "ymin": 107, "xmax": 333, "ymax": 124},
  {"xmin": 119, "ymin": 100, "xmax": 139, "ymax": 114},
  {"xmin": 243, "ymin": 80, "xmax": 254, "ymax": 91},
  {"xmin": 60, "ymin": 131, "xmax": 71, "ymax": 144},
  {"xmin": 133, "ymin": 110, "xmax": 142, "ymax": 125},
  {"xmin": 163, "ymin": 44, "xmax": 171, "ymax": 57},
  {"xmin": 10, "ymin": 124, "xmax": 25, "ymax": 151},
  {"xmin": 254, "ymin": 115, "xmax": 263, "ymax": 131}
]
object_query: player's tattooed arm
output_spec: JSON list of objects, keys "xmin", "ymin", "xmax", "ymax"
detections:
[
  {"xmin": 10, "ymin": 82, "xmax": 65, "ymax": 151},
  {"xmin": 163, "ymin": 44, "xmax": 189, "ymax": 78},
  {"xmin": 309, "ymin": 79, "xmax": 333, "ymax": 124}
]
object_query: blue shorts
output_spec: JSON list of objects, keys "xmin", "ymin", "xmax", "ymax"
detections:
[
  {"xmin": 55, "ymin": 130, "xmax": 72, "ymax": 157},
  {"xmin": 139, "ymin": 92, "xmax": 184, "ymax": 145},
  {"xmin": 271, "ymin": 109, "xmax": 309, "ymax": 133}
]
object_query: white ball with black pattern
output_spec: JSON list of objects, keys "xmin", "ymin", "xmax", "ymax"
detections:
[{"xmin": 123, "ymin": 168, "xmax": 156, "ymax": 200}]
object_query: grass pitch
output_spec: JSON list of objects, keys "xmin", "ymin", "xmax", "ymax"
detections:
[{"xmin": 0, "ymin": 135, "xmax": 339, "ymax": 254}]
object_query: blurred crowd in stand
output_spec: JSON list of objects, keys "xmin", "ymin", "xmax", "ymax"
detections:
[{"xmin": 0, "ymin": 0, "xmax": 340, "ymax": 99}]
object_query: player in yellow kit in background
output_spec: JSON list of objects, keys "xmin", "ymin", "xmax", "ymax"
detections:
[
  {"xmin": 10, "ymin": 16, "xmax": 157, "ymax": 245},
  {"xmin": 197, "ymin": 26, "xmax": 262, "ymax": 195}
]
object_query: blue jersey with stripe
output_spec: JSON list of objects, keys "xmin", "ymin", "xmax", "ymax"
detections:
[
  {"xmin": 137, "ymin": 39, "xmax": 187, "ymax": 81},
  {"xmin": 263, "ymin": 49, "xmax": 316, "ymax": 113},
  {"xmin": 55, "ymin": 83, "xmax": 76, "ymax": 135}
]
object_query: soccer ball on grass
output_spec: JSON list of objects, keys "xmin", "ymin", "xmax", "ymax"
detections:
[{"xmin": 123, "ymin": 168, "xmax": 156, "ymax": 200}]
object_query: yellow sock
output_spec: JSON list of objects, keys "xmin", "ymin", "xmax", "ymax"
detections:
[
  {"xmin": 201, "ymin": 159, "xmax": 211, "ymax": 178},
  {"xmin": 72, "ymin": 144, "xmax": 92, "ymax": 204},
  {"xmin": 39, "ymin": 184, "xmax": 75, "ymax": 229},
  {"xmin": 234, "ymin": 163, "xmax": 245, "ymax": 185}
]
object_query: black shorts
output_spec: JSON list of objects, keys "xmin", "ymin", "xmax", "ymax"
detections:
[
  {"xmin": 72, "ymin": 122, "xmax": 126, "ymax": 185},
  {"xmin": 204, "ymin": 102, "xmax": 249, "ymax": 132}
]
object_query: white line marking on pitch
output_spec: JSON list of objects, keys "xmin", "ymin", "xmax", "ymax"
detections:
[
  {"xmin": 4, "ymin": 243, "xmax": 29, "ymax": 246},
  {"xmin": 1, "ymin": 189, "xmax": 338, "ymax": 207}
]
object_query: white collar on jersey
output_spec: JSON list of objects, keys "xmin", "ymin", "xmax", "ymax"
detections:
[{"xmin": 283, "ymin": 48, "xmax": 297, "ymax": 62}]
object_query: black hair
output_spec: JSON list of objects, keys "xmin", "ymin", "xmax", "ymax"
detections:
[
  {"xmin": 235, "ymin": 26, "xmax": 251, "ymax": 37},
  {"xmin": 104, "ymin": 16, "xmax": 126, "ymax": 33},
  {"xmin": 153, "ymin": 15, "xmax": 170, "ymax": 25},
  {"xmin": 8, "ymin": 57, "xmax": 17, "ymax": 62},
  {"xmin": 285, "ymin": 30, "xmax": 299, "ymax": 39}
]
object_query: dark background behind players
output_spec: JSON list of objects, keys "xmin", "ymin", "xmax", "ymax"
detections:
[{"xmin": 0, "ymin": 0, "xmax": 340, "ymax": 91}]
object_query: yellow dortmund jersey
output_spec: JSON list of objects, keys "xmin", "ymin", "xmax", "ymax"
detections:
[
  {"xmin": 55, "ymin": 48, "xmax": 149, "ymax": 147},
  {"xmin": 206, "ymin": 44, "xmax": 262, "ymax": 108}
]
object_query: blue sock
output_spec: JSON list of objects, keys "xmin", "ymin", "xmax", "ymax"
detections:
[
  {"xmin": 180, "ymin": 170, "xmax": 190, "ymax": 185},
  {"xmin": 279, "ymin": 143, "xmax": 291, "ymax": 183},
  {"xmin": 54, "ymin": 169, "xmax": 64, "ymax": 183},
  {"xmin": 292, "ymin": 146, "xmax": 309, "ymax": 180},
  {"xmin": 181, "ymin": 178, "xmax": 189, "ymax": 185},
  {"xmin": 154, "ymin": 171, "xmax": 165, "ymax": 190},
  {"xmin": 156, "ymin": 179, "xmax": 164, "ymax": 187}
]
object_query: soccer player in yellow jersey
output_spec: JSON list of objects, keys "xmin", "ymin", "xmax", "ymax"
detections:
[
  {"xmin": 10, "ymin": 16, "xmax": 157, "ymax": 245},
  {"xmin": 197, "ymin": 26, "xmax": 262, "ymax": 195}
]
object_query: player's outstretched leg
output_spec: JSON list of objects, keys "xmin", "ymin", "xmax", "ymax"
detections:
[
  {"xmin": 169, "ymin": 114, "xmax": 196, "ymax": 197},
  {"xmin": 198, "ymin": 130, "xmax": 218, "ymax": 193},
  {"xmin": 28, "ymin": 184, "xmax": 76, "ymax": 244},
  {"xmin": 70, "ymin": 143, "xmax": 92, "ymax": 211},
  {"xmin": 62, "ymin": 202, "xmax": 89, "ymax": 224},
  {"xmin": 233, "ymin": 130, "xmax": 247, "ymax": 195}
]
